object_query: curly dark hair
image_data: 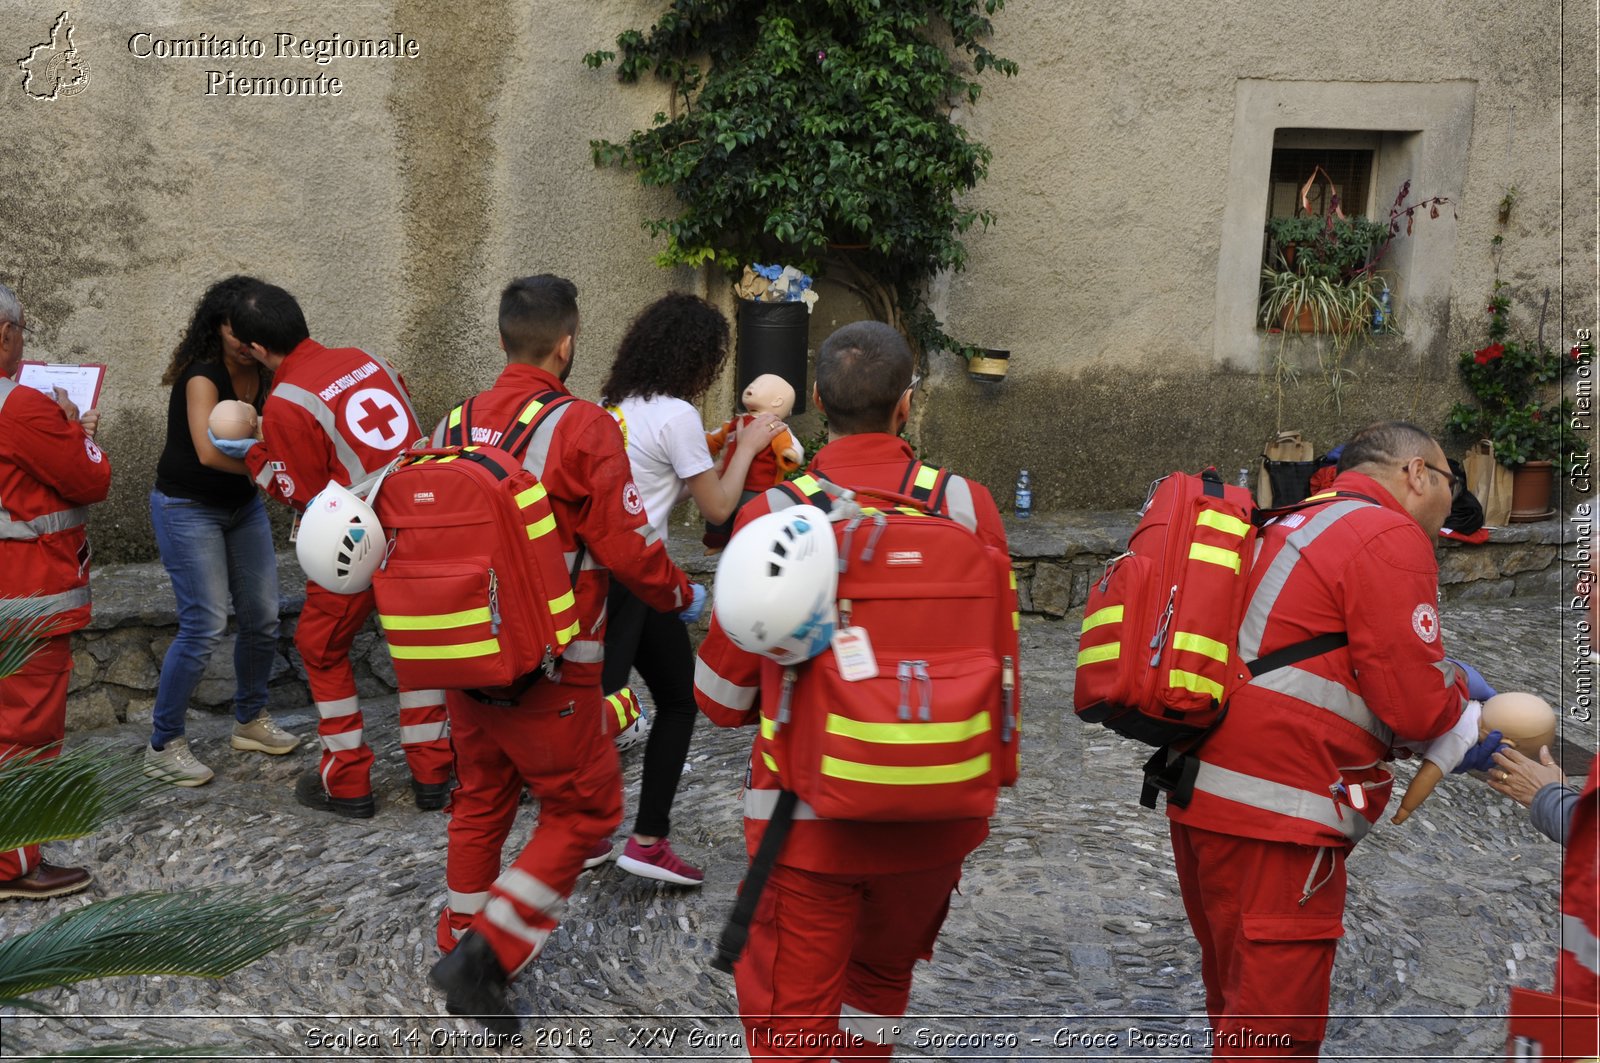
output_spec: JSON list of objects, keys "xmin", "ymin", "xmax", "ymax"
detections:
[
  {"xmin": 599, "ymin": 293, "xmax": 730, "ymax": 404},
  {"xmin": 160, "ymin": 275, "xmax": 261, "ymax": 385}
]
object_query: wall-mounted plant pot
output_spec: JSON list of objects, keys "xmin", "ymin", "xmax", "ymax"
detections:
[
  {"xmin": 968, "ymin": 348, "xmax": 1010, "ymax": 382},
  {"xmin": 1509, "ymin": 459, "xmax": 1555, "ymax": 522},
  {"xmin": 736, "ymin": 300, "xmax": 809, "ymax": 413}
]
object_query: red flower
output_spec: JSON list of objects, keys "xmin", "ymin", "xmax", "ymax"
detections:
[
  {"xmin": 1574, "ymin": 344, "xmax": 1589, "ymax": 361},
  {"xmin": 1474, "ymin": 343, "xmax": 1505, "ymax": 365}
]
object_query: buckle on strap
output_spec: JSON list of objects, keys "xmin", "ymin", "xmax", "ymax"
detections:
[{"xmin": 1141, "ymin": 747, "xmax": 1201, "ymax": 810}]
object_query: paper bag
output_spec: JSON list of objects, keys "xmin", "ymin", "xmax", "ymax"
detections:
[
  {"xmin": 1257, "ymin": 431, "xmax": 1316, "ymax": 508},
  {"xmin": 1462, "ymin": 439, "xmax": 1513, "ymax": 527}
]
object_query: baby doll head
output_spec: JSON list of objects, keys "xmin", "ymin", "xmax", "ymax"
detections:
[{"xmin": 742, "ymin": 373, "xmax": 796, "ymax": 419}]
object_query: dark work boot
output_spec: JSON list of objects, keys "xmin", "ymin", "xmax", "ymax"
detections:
[
  {"xmin": 429, "ymin": 930, "xmax": 519, "ymax": 1034},
  {"xmin": 294, "ymin": 770, "xmax": 376, "ymax": 819},
  {"xmin": 411, "ymin": 778, "xmax": 451, "ymax": 811}
]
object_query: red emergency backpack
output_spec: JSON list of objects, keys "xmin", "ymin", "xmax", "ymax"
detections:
[
  {"xmin": 369, "ymin": 391, "xmax": 581, "ymax": 699},
  {"xmin": 761, "ymin": 463, "xmax": 1021, "ymax": 821},
  {"xmin": 1073, "ymin": 469, "xmax": 1367, "ymax": 807}
]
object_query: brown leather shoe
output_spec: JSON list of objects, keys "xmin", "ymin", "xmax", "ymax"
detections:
[{"xmin": 0, "ymin": 861, "xmax": 92, "ymax": 900}]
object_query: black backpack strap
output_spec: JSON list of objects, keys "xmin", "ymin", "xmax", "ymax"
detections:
[
  {"xmin": 711, "ymin": 789, "xmax": 798, "ymax": 974},
  {"xmin": 902, "ymin": 459, "xmax": 952, "ymax": 513},
  {"xmin": 1246, "ymin": 632, "xmax": 1349, "ymax": 677},
  {"xmin": 443, "ymin": 398, "xmax": 474, "ymax": 447},
  {"xmin": 498, "ymin": 390, "xmax": 574, "ymax": 460},
  {"xmin": 779, "ymin": 474, "xmax": 832, "ymax": 514},
  {"xmin": 1253, "ymin": 489, "xmax": 1380, "ymax": 527}
]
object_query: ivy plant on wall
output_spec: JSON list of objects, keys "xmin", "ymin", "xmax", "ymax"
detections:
[{"xmin": 584, "ymin": 1, "xmax": 1017, "ymax": 364}]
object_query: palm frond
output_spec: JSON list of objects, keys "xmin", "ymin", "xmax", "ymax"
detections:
[
  {"xmin": 0, "ymin": 888, "xmax": 324, "ymax": 1000},
  {"xmin": 0, "ymin": 746, "xmax": 168, "ymax": 852},
  {"xmin": 0, "ymin": 595, "xmax": 56, "ymax": 680}
]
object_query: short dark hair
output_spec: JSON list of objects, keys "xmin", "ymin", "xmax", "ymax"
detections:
[
  {"xmin": 815, "ymin": 321, "xmax": 914, "ymax": 435},
  {"xmin": 600, "ymin": 293, "xmax": 729, "ymax": 404},
  {"xmin": 499, "ymin": 275, "xmax": 579, "ymax": 361},
  {"xmin": 229, "ymin": 282, "xmax": 310, "ymax": 355},
  {"xmin": 1337, "ymin": 420, "xmax": 1440, "ymax": 473}
]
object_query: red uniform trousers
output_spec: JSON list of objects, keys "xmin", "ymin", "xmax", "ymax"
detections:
[
  {"xmin": 296, "ymin": 581, "xmax": 449, "ymax": 799},
  {"xmin": 734, "ymin": 859, "xmax": 963, "ymax": 1062},
  {"xmin": 1169, "ymin": 822, "xmax": 1346, "ymax": 1060},
  {"xmin": 0, "ymin": 636, "xmax": 73, "ymax": 879},
  {"xmin": 436, "ymin": 681, "xmax": 622, "ymax": 979}
]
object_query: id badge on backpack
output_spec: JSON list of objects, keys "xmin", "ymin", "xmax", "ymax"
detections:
[{"xmin": 832, "ymin": 626, "xmax": 878, "ymax": 682}]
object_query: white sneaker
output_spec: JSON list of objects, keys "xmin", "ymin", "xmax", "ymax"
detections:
[
  {"xmin": 615, "ymin": 708, "xmax": 650, "ymax": 752},
  {"xmin": 144, "ymin": 737, "xmax": 214, "ymax": 787},
  {"xmin": 231, "ymin": 712, "xmax": 300, "ymax": 755}
]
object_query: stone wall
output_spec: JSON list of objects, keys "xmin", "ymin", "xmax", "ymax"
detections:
[
  {"xmin": 1, "ymin": 3, "xmax": 1591, "ymax": 561},
  {"xmin": 68, "ymin": 512, "xmax": 1579, "ymax": 733}
]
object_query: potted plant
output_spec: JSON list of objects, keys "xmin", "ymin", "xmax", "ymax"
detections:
[
  {"xmin": 1445, "ymin": 281, "xmax": 1592, "ymax": 521},
  {"xmin": 583, "ymin": 2, "xmax": 1017, "ymax": 376}
]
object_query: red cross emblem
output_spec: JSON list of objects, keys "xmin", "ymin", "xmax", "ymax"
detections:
[
  {"xmin": 1412, "ymin": 603, "xmax": 1439, "ymax": 643},
  {"xmin": 343, "ymin": 387, "xmax": 409, "ymax": 450}
]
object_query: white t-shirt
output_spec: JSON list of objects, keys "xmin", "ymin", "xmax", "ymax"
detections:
[{"xmin": 608, "ymin": 394, "xmax": 714, "ymax": 542}]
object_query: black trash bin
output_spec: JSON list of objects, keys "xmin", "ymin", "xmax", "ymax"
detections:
[{"xmin": 736, "ymin": 300, "xmax": 809, "ymax": 414}]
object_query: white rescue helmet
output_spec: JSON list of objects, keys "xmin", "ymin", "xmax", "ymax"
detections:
[
  {"xmin": 296, "ymin": 481, "xmax": 384, "ymax": 594},
  {"xmin": 713, "ymin": 505, "xmax": 837, "ymax": 665}
]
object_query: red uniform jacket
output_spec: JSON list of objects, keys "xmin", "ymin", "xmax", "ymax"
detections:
[
  {"xmin": 694, "ymin": 433, "xmax": 1007, "ymax": 873},
  {"xmin": 432, "ymin": 363, "xmax": 691, "ymax": 689},
  {"xmin": 1168, "ymin": 470, "xmax": 1469, "ymax": 848},
  {"xmin": 1558, "ymin": 753, "xmax": 1600, "ymax": 1007},
  {"xmin": 244, "ymin": 338, "xmax": 423, "ymax": 511},
  {"xmin": 0, "ymin": 375, "xmax": 111, "ymax": 634}
]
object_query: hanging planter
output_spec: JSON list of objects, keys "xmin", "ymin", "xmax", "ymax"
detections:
[{"xmin": 967, "ymin": 348, "xmax": 1010, "ymax": 382}]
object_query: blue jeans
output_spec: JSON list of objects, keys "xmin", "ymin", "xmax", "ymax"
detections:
[{"xmin": 149, "ymin": 489, "xmax": 280, "ymax": 747}]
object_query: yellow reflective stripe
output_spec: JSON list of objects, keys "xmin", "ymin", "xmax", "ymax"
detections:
[
  {"xmin": 379, "ymin": 608, "xmax": 491, "ymax": 631},
  {"xmin": 792, "ymin": 475, "xmax": 822, "ymax": 497},
  {"xmin": 515, "ymin": 483, "xmax": 548, "ymax": 508},
  {"xmin": 548, "ymin": 588, "xmax": 575, "ymax": 615},
  {"xmin": 1172, "ymin": 631, "xmax": 1230, "ymax": 664},
  {"xmin": 913, "ymin": 464, "xmax": 938, "ymax": 490},
  {"xmin": 1195, "ymin": 510, "xmax": 1251, "ymax": 537},
  {"xmin": 447, "ymin": 406, "xmax": 462, "ymax": 429},
  {"xmin": 1081, "ymin": 605, "xmax": 1124, "ymax": 633},
  {"xmin": 1305, "ymin": 491, "xmax": 1338, "ymax": 501},
  {"xmin": 762, "ymin": 752, "xmax": 779, "ymax": 773},
  {"xmin": 518, "ymin": 398, "xmax": 545, "ymax": 424},
  {"xmin": 820, "ymin": 753, "xmax": 991, "ymax": 786},
  {"xmin": 525, "ymin": 512, "xmax": 557, "ymax": 540},
  {"xmin": 1189, "ymin": 543, "xmax": 1242, "ymax": 572},
  {"xmin": 555, "ymin": 620, "xmax": 580, "ymax": 643},
  {"xmin": 1077, "ymin": 643, "xmax": 1121, "ymax": 667},
  {"xmin": 1169, "ymin": 669, "xmax": 1224, "ymax": 699},
  {"xmin": 389, "ymin": 639, "xmax": 501, "ymax": 660},
  {"xmin": 1013, "ymin": 612, "xmax": 1020, "ymax": 631},
  {"xmin": 1009, "ymin": 571, "xmax": 1018, "ymax": 589},
  {"xmin": 605, "ymin": 693, "xmax": 630, "ymax": 728},
  {"xmin": 825, "ymin": 711, "xmax": 991, "ymax": 745}
]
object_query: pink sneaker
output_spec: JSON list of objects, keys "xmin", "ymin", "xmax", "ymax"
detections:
[
  {"xmin": 617, "ymin": 837, "xmax": 704, "ymax": 886},
  {"xmin": 582, "ymin": 838, "xmax": 614, "ymax": 870}
]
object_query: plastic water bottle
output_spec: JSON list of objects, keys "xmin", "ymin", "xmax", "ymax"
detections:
[
  {"xmin": 1372, "ymin": 284, "xmax": 1391, "ymax": 333},
  {"xmin": 1015, "ymin": 469, "xmax": 1032, "ymax": 519},
  {"xmin": 1237, "ymin": 467, "xmax": 1251, "ymax": 489}
]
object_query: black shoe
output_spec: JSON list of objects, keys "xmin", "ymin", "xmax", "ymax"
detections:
[
  {"xmin": 294, "ymin": 771, "xmax": 376, "ymax": 819},
  {"xmin": 412, "ymin": 779, "xmax": 450, "ymax": 811},
  {"xmin": 429, "ymin": 930, "xmax": 519, "ymax": 1034}
]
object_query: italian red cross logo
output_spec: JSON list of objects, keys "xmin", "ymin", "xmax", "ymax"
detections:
[
  {"xmin": 1411, "ymin": 603, "xmax": 1439, "ymax": 644},
  {"xmin": 343, "ymin": 388, "xmax": 409, "ymax": 450}
]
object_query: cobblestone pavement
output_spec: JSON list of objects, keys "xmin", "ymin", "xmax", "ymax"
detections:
[{"xmin": 0, "ymin": 594, "xmax": 1591, "ymax": 1061}]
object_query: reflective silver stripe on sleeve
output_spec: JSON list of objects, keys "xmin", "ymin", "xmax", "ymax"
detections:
[
  {"xmin": 562, "ymin": 639, "xmax": 605, "ymax": 664},
  {"xmin": 0, "ymin": 376, "xmax": 15, "ymax": 412},
  {"xmin": 694, "ymin": 657, "xmax": 757, "ymax": 711},
  {"xmin": 839, "ymin": 1004, "xmax": 898, "ymax": 1046},
  {"xmin": 743, "ymin": 788, "xmax": 819, "ymax": 821},
  {"xmin": 1190, "ymin": 760, "xmax": 1372, "ymax": 843},
  {"xmin": 314, "ymin": 695, "xmax": 360, "ymax": 720},
  {"xmin": 1237, "ymin": 500, "xmax": 1372, "ymax": 661},
  {"xmin": 430, "ymin": 418, "xmax": 446, "ymax": 447},
  {"xmin": 1432, "ymin": 658, "xmax": 1460, "ymax": 687},
  {"xmin": 447, "ymin": 889, "xmax": 488, "ymax": 915},
  {"xmin": 1247, "ymin": 667, "xmax": 1393, "ymax": 746},
  {"xmin": 1563, "ymin": 914, "xmax": 1600, "ymax": 976},
  {"xmin": 0, "ymin": 585, "xmax": 90, "ymax": 616},
  {"xmin": 399, "ymin": 722, "xmax": 446, "ymax": 745},
  {"xmin": 634, "ymin": 522, "xmax": 662, "ymax": 548},
  {"xmin": 484, "ymin": 896, "xmax": 552, "ymax": 955},
  {"xmin": 320, "ymin": 729, "xmax": 365, "ymax": 752},
  {"xmin": 398, "ymin": 689, "xmax": 443, "ymax": 709},
  {"xmin": 0, "ymin": 506, "xmax": 87, "ymax": 541},
  {"xmin": 762, "ymin": 485, "xmax": 803, "ymax": 512},
  {"xmin": 562, "ymin": 550, "xmax": 603, "ymax": 573},
  {"xmin": 943, "ymin": 475, "xmax": 979, "ymax": 533},
  {"xmin": 271, "ymin": 382, "xmax": 368, "ymax": 485},
  {"xmin": 520, "ymin": 401, "xmax": 574, "ymax": 480}
]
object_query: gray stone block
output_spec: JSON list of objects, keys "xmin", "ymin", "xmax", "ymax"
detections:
[{"xmin": 1031, "ymin": 562, "xmax": 1074, "ymax": 618}]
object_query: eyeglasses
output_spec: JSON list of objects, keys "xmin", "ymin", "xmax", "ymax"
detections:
[
  {"xmin": 2, "ymin": 318, "xmax": 30, "ymax": 336},
  {"xmin": 1416, "ymin": 460, "xmax": 1463, "ymax": 500},
  {"xmin": 904, "ymin": 373, "xmax": 921, "ymax": 394}
]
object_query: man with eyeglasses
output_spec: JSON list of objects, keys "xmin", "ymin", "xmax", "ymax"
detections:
[
  {"xmin": 1163, "ymin": 420, "xmax": 1502, "ymax": 1059},
  {"xmin": 0, "ymin": 282, "xmax": 111, "ymax": 900}
]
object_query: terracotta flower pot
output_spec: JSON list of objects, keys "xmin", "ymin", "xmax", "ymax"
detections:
[
  {"xmin": 1508, "ymin": 460, "xmax": 1555, "ymax": 523},
  {"xmin": 1279, "ymin": 304, "xmax": 1318, "ymax": 333}
]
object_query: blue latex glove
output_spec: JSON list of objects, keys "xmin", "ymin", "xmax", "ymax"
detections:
[
  {"xmin": 1446, "ymin": 657, "xmax": 1497, "ymax": 701},
  {"xmin": 1453, "ymin": 729, "xmax": 1506, "ymax": 774},
  {"xmin": 208, "ymin": 429, "xmax": 259, "ymax": 461},
  {"xmin": 679, "ymin": 583, "xmax": 707, "ymax": 624}
]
